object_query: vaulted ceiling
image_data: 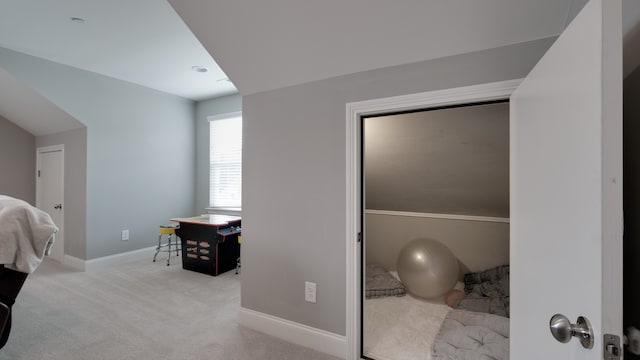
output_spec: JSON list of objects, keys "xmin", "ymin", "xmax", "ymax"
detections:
[
  {"xmin": 0, "ymin": 0, "xmax": 236, "ymax": 101},
  {"xmin": 169, "ymin": 0, "xmax": 585, "ymax": 95},
  {"xmin": 2, "ymin": 0, "xmax": 640, "ymax": 135},
  {"xmin": 0, "ymin": 67, "xmax": 83, "ymax": 136},
  {"xmin": 1, "ymin": 0, "xmax": 590, "ymax": 100}
]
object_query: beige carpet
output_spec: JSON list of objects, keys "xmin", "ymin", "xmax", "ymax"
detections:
[
  {"xmin": 363, "ymin": 273, "xmax": 463, "ymax": 360},
  {"xmin": 0, "ymin": 253, "xmax": 340, "ymax": 360},
  {"xmin": 363, "ymin": 295, "xmax": 450, "ymax": 360}
]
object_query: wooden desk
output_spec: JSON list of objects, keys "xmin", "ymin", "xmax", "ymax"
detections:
[{"xmin": 171, "ymin": 215, "xmax": 241, "ymax": 276}]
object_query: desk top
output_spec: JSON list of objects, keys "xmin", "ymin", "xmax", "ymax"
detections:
[{"xmin": 171, "ymin": 214, "xmax": 241, "ymax": 226}]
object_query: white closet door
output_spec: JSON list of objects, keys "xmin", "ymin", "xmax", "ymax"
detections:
[{"xmin": 510, "ymin": 0, "xmax": 622, "ymax": 358}]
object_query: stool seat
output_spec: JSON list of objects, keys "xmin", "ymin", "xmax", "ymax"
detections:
[
  {"xmin": 158, "ymin": 226, "xmax": 175, "ymax": 235},
  {"xmin": 153, "ymin": 226, "xmax": 180, "ymax": 266}
]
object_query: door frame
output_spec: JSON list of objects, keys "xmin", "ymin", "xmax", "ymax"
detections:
[
  {"xmin": 345, "ymin": 79, "xmax": 521, "ymax": 359},
  {"xmin": 36, "ymin": 144, "xmax": 65, "ymax": 263}
]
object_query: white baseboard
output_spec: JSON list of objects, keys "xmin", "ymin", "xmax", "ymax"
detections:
[
  {"xmin": 63, "ymin": 254, "xmax": 86, "ymax": 271},
  {"xmin": 86, "ymin": 246, "xmax": 157, "ymax": 270},
  {"xmin": 239, "ymin": 307, "xmax": 346, "ymax": 359},
  {"xmin": 60, "ymin": 246, "xmax": 158, "ymax": 271}
]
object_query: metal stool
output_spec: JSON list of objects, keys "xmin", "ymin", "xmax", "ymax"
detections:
[
  {"xmin": 153, "ymin": 226, "xmax": 180, "ymax": 266},
  {"xmin": 235, "ymin": 235, "xmax": 242, "ymax": 274}
]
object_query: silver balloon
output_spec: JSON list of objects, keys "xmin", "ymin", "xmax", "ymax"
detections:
[{"xmin": 396, "ymin": 238, "xmax": 459, "ymax": 299}]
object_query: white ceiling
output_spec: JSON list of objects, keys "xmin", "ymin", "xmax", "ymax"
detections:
[
  {"xmin": 169, "ymin": 0, "xmax": 640, "ymax": 95},
  {"xmin": 0, "ymin": 67, "xmax": 84, "ymax": 136},
  {"xmin": 0, "ymin": 0, "xmax": 638, "ymax": 100},
  {"xmin": 1, "ymin": 0, "xmax": 640, "ymax": 136},
  {"xmin": 169, "ymin": 0, "xmax": 579, "ymax": 95},
  {"xmin": 0, "ymin": 0, "xmax": 237, "ymax": 101}
]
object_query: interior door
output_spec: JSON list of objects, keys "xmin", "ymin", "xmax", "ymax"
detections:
[
  {"xmin": 510, "ymin": 0, "xmax": 622, "ymax": 358},
  {"xmin": 36, "ymin": 146, "xmax": 64, "ymax": 263}
]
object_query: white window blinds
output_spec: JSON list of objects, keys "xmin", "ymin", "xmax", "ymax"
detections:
[{"xmin": 209, "ymin": 114, "xmax": 242, "ymax": 208}]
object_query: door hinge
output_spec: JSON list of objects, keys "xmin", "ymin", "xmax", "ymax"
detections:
[
  {"xmin": 357, "ymin": 232, "xmax": 362, "ymax": 243},
  {"xmin": 604, "ymin": 334, "xmax": 621, "ymax": 360},
  {"xmin": 37, "ymin": 170, "xmax": 40, "ymax": 177}
]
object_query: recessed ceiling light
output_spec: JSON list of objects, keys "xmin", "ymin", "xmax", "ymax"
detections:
[
  {"xmin": 70, "ymin": 17, "xmax": 86, "ymax": 24},
  {"xmin": 191, "ymin": 66, "xmax": 208, "ymax": 73}
]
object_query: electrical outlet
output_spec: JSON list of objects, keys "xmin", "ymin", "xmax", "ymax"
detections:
[
  {"xmin": 305, "ymin": 281, "xmax": 317, "ymax": 303},
  {"xmin": 121, "ymin": 229, "xmax": 129, "ymax": 241}
]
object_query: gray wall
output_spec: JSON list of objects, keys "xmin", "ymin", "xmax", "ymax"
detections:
[
  {"xmin": 624, "ymin": 65, "xmax": 640, "ymax": 350},
  {"xmin": 0, "ymin": 47, "xmax": 196, "ymax": 260},
  {"xmin": 242, "ymin": 37, "xmax": 555, "ymax": 335},
  {"xmin": 365, "ymin": 102, "xmax": 509, "ymax": 217},
  {"xmin": 365, "ymin": 214, "xmax": 509, "ymax": 276},
  {"xmin": 195, "ymin": 94, "xmax": 242, "ymax": 214},
  {"xmin": 0, "ymin": 115, "xmax": 35, "ymax": 203},
  {"xmin": 36, "ymin": 127, "xmax": 87, "ymax": 259}
]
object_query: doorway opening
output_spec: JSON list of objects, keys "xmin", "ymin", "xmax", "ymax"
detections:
[
  {"xmin": 360, "ymin": 100, "xmax": 510, "ymax": 359},
  {"xmin": 345, "ymin": 79, "xmax": 520, "ymax": 360}
]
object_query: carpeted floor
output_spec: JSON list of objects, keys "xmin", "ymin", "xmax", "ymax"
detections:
[
  {"xmin": 0, "ymin": 253, "xmax": 340, "ymax": 360},
  {"xmin": 363, "ymin": 272, "xmax": 462, "ymax": 360},
  {"xmin": 363, "ymin": 294, "xmax": 450, "ymax": 360}
]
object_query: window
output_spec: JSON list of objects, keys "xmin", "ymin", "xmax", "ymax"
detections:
[{"xmin": 209, "ymin": 112, "xmax": 242, "ymax": 209}]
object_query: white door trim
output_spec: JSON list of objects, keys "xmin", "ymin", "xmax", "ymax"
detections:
[
  {"xmin": 36, "ymin": 144, "xmax": 65, "ymax": 157},
  {"xmin": 345, "ymin": 79, "xmax": 521, "ymax": 360},
  {"xmin": 36, "ymin": 144, "xmax": 65, "ymax": 263}
]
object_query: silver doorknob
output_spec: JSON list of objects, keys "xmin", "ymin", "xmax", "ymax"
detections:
[
  {"xmin": 54, "ymin": 203, "xmax": 62, "ymax": 210},
  {"xmin": 549, "ymin": 314, "xmax": 594, "ymax": 349}
]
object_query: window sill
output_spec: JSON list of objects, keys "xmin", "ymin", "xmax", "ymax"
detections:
[{"xmin": 206, "ymin": 207, "xmax": 242, "ymax": 216}]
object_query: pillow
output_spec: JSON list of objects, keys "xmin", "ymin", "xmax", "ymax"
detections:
[{"xmin": 365, "ymin": 264, "xmax": 406, "ymax": 299}]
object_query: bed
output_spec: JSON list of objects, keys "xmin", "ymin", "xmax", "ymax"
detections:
[
  {"xmin": 363, "ymin": 264, "xmax": 453, "ymax": 360},
  {"xmin": 0, "ymin": 195, "xmax": 57, "ymax": 349},
  {"xmin": 432, "ymin": 265, "xmax": 510, "ymax": 359},
  {"xmin": 364, "ymin": 288, "xmax": 451, "ymax": 360},
  {"xmin": 431, "ymin": 309, "xmax": 509, "ymax": 360},
  {"xmin": 364, "ymin": 264, "xmax": 510, "ymax": 360}
]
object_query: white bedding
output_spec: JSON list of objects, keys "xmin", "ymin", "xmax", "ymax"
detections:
[
  {"xmin": 432, "ymin": 309, "xmax": 509, "ymax": 360},
  {"xmin": 364, "ymin": 291, "xmax": 452, "ymax": 360},
  {"xmin": 0, "ymin": 195, "xmax": 58, "ymax": 273}
]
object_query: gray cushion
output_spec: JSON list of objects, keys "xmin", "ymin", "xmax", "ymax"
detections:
[
  {"xmin": 432, "ymin": 309, "xmax": 509, "ymax": 360},
  {"xmin": 365, "ymin": 264, "xmax": 405, "ymax": 299}
]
